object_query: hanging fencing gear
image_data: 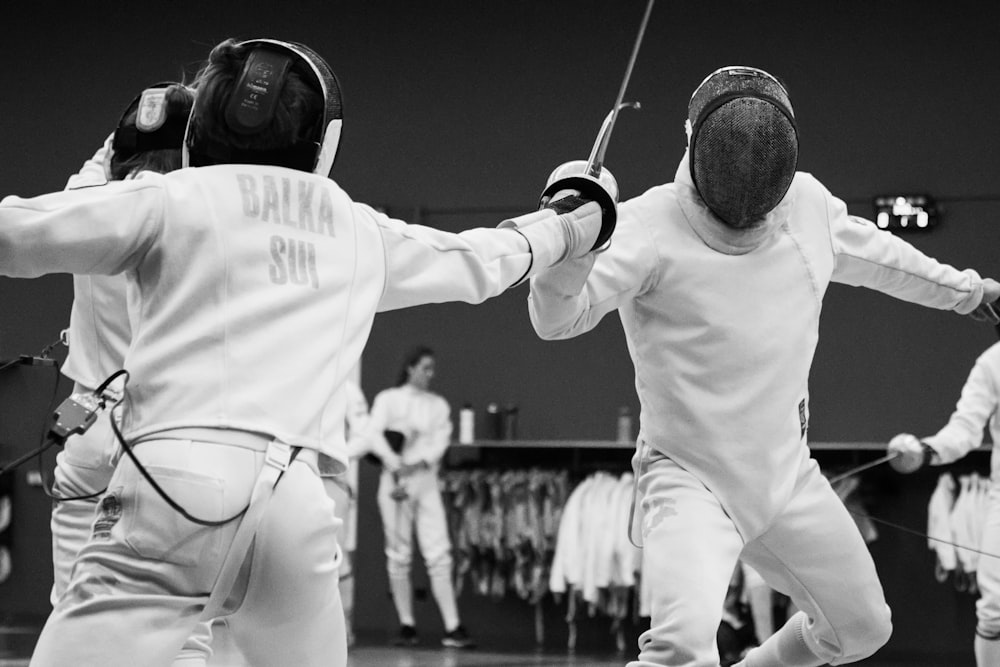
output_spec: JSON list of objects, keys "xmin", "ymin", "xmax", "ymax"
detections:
[
  {"xmin": 111, "ymin": 83, "xmax": 192, "ymax": 162},
  {"xmin": 185, "ymin": 38, "xmax": 344, "ymax": 176},
  {"xmin": 687, "ymin": 66, "xmax": 798, "ymax": 229}
]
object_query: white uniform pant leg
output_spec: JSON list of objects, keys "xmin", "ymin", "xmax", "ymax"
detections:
[
  {"xmin": 740, "ymin": 459, "xmax": 892, "ymax": 666},
  {"xmin": 30, "ymin": 439, "xmax": 253, "ymax": 667},
  {"xmin": 225, "ymin": 458, "xmax": 345, "ymax": 667},
  {"xmin": 378, "ymin": 471, "xmax": 416, "ymax": 576},
  {"xmin": 412, "ymin": 469, "xmax": 460, "ymax": 630},
  {"xmin": 49, "ymin": 414, "xmax": 119, "ymax": 604},
  {"xmin": 976, "ymin": 486, "xmax": 1000, "ymax": 638},
  {"xmin": 51, "ymin": 426, "xmax": 224, "ymax": 667},
  {"xmin": 626, "ymin": 456, "xmax": 744, "ymax": 667},
  {"xmin": 413, "ymin": 469, "xmax": 453, "ymax": 577},
  {"xmin": 378, "ymin": 471, "xmax": 416, "ymax": 625},
  {"xmin": 323, "ymin": 476, "xmax": 356, "ymax": 644}
]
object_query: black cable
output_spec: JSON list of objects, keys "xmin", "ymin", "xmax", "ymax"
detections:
[{"xmin": 106, "ymin": 374, "xmax": 249, "ymax": 527}]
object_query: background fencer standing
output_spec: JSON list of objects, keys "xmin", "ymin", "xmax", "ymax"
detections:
[
  {"xmin": 527, "ymin": 65, "xmax": 1000, "ymax": 667},
  {"xmin": 367, "ymin": 345, "xmax": 474, "ymax": 649},
  {"xmin": 0, "ymin": 37, "xmax": 607, "ymax": 667},
  {"xmin": 888, "ymin": 339, "xmax": 1000, "ymax": 667},
  {"xmin": 48, "ymin": 82, "xmax": 226, "ymax": 667}
]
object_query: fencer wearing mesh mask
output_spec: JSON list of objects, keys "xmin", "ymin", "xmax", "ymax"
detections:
[
  {"xmin": 0, "ymin": 37, "xmax": 607, "ymax": 667},
  {"xmin": 528, "ymin": 65, "xmax": 1000, "ymax": 667}
]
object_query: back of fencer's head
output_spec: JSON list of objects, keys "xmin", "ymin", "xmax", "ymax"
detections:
[
  {"xmin": 110, "ymin": 83, "xmax": 195, "ymax": 181},
  {"xmin": 185, "ymin": 39, "xmax": 339, "ymax": 172}
]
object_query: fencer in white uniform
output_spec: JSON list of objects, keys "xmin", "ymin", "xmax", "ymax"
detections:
[
  {"xmin": 0, "ymin": 38, "xmax": 607, "ymax": 667},
  {"xmin": 366, "ymin": 346, "xmax": 473, "ymax": 648},
  {"xmin": 528, "ymin": 66, "xmax": 1000, "ymax": 667},
  {"xmin": 50, "ymin": 83, "xmax": 223, "ymax": 667},
  {"xmin": 889, "ymin": 341, "xmax": 1000, "ymax": 667}
]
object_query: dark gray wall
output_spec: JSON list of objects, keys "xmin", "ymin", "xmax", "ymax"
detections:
[{"xmin": 0, "ymin": 0, "xmax": 998, "ymax": 660}]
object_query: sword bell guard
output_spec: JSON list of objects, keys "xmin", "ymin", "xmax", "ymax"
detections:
[{"xmin": 539, "ymin": 160, "xmax": 618, "ymax": 251}]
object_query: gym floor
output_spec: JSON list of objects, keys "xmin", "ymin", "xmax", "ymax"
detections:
[{"xmin": 0, "ymin": 625, "xmax": 971, "ymax": 667}]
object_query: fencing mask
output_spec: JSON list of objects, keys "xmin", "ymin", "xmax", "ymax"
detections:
[
  {"xmin": 112, "ymin": 82, "xmax": 193, "ymax": 161},
  {"xmin": 185, "ymin": 38, "xmax": 344, "ymax": 176},
  {"xmin": 687, "ymin": 66, "xmax": 798, "ymax": 228}
]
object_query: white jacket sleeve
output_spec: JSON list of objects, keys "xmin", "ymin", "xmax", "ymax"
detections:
[
  {"xmin": 343, "ymin": 382, "xmax": 372, "ymax": 458},
  {"xmin": 528, "ymin": 211, "xmax": 659, "ymax": 340},
  {"xmin": 419, "ymin": 397, "xmax": 453, "ymax": 466},
  {"xmin": 373, "ymin": 205, "xmax": 590, "ymax": 312},
  {"xmin": 830, "ymin": 205, "xmax": 983, "ymax": 314},
  {"xmin": 922, "ymin": 351, "xmax": 998, "ymax": 464},
  {"xmin": 65, "ymin": 134, "xmax": 113, "ymax": 191},
  {"xmin": 361, "ymin": 391, "xmax": 401, "ymax": 465},
  {"xmin": 0, "ymin": 179, "xmax": 163, "ymax": 278}
]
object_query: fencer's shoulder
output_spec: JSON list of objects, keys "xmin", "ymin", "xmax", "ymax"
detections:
[
  {"xmin": 619, "ymin": 183, "xmax": 684, "ymax": 226},
  {"xmin": 788, "ymin": 171, "xmax": 828, "ymax": 196},
  {"xmin": 974, "ymin": 342, "xmax": 1000, "ymax": 368}
]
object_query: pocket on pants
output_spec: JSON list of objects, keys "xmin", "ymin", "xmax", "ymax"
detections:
[{"xmin": 124, "ymin": 465, "xmax": 225, "ymax": 567}]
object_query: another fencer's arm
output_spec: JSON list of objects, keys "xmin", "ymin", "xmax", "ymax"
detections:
[
  {"xmin": 921, "ymin": 354, "xmax": 1000, "ymax": 464},
  {"xmin": 418, "ymin": 399, "xmax": 454, "ymax": 468},
  {"xmin": 65, "ymin": 133, "xmax": 114, "ymax": 191},
  {"xmin": 0, "ymin": 179, "xmax": 162, "ymax": 278},
  {"xmin": 362, "ymin": 393, "xmax": 401, "ymax": 470},
  {"xmin": 829, "ymin": 198, "xmax": 995, "ymax": 318},
  {"xmin": 528, "ymin": 213, "xmax": 658, "ymax": 340},
  {"xmin": 373, "ymin": 201, "xmax": 603, "ymax": 312}
]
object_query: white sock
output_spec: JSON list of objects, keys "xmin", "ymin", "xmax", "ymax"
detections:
[
  {"xmin": 430, "ymin": 571, "xmax": 461, "ymax": 631},
  {"xmin": 741, "ymin": 612, "xmax": 825, "ymax": 667},
  {"xmin": 389, "ymin": 573, "xmax": 415, "ymax": 627}
]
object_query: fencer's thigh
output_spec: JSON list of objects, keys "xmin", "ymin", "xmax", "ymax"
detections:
[
  {"xmin": 226, "ymin": 461, "xmax": 346, "ymax": 667},
  {"xmin": 976, "ymin": 486, "xmax": 1000, "ymax": 633},
  {"xmin": 378, "ymin": 472, "xmax": 415, "ymax": 564},
  {"xmin": 50, "ymin": 414, "xmax": 120, "ymax": 603},
  {"xmin": 628, "ymin": 455, "xmax": 744, "ymax": 667},
  {"xmin": 412, "ymin": 471, "xmax": 452, "ymax": 564},
  {"xmin": 740, "ymin": 459, "xmax": 890, "ymax": 662},
  {"xmin": 30, "ymin": 440, "xmax": 255, "ymax": 667}
]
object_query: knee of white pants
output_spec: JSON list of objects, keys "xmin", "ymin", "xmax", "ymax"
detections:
[
  {"xmin": 424, "ymin": 551, "xmax": 453, "ymax": 579},
  {"xmin": 386, "ymin": 550, "xmax": 412, "ymax": 577},
  {"xmin": 820, "ymin": 603, "xmax": 893, "ymax": 665}
]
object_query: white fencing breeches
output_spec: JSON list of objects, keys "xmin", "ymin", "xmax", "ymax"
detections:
[
  {"xmin": 628, "ymin": 453, "xmax": 892, "ymax": 667},
  {"xmin": 31, "ymin": 437, "xmax": 345, "ymax": 667}
]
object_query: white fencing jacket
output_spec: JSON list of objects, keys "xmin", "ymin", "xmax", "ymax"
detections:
[
  {"xmin": 530, "ymin": 151, "xmax": 986, "ymax": 540},
  {"xmin": 923, "ymin": 341, "xmax": 1000, "ymax": 480},
  {"xmin": 61, "ymin": 137, "xmax": 134, "ymax": 390},
  {"xmin": 0, "ymin": 163, "xmax": 578, "ymax": 472}
]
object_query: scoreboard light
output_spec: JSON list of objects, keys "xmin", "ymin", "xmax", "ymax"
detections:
[{"xmin": 873, "ymin": 195, "xmax": 938, "ymax": 231}]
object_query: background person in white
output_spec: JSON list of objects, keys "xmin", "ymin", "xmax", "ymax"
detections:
[
  {"xmin": 888, "ymin": 340, "xmax": 1000, "ymax": 667},
  {"xmin": 50, "ymin": 82, "xmax": 224, "ymax": 667},
  {"xmin": 0, "ymin": 37, "xmax": 606, "ymax": 667},
  {"xmin": 367, "ymin": 345, "xmax": 473, "ymax": 648},
  {"xmin": 527, "ymin": 65, "xmax": 1000, "ymax": 667}
]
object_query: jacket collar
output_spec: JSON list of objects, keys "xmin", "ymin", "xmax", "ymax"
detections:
[{"xmin": 673, "ymin": 150, "xmax": 794, "ymax": 255}]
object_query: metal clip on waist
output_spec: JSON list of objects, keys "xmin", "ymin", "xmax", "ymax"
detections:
[{"xmin": 202, "ymin": 441, "xmax": 299, "ymax": 619}]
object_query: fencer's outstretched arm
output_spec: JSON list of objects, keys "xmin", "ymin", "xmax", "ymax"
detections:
[
  {"xmin": 374, "ymin": 201, "xmax": 603, "ymax": 312},
  {"xmin": 0, "ymin": 179, "xmax": 161, "ymax": 278},
  {"xmin": 827, "ymin": 188, "xmax": 999, "ymax": 320},
  {"xmin": 359, "ymin": 392, "xmax": 402, "ymax": 471},
  {"xmin": 890, "ymin": 344, "xmax": 1000, "ymax": 472},
  {"xmin": 528, "ymin": 201, "xmax": 659, "ymax": 340},
  {"xmin": 65, "ymin": 134, "xmax": 114, "ymax": 191}
]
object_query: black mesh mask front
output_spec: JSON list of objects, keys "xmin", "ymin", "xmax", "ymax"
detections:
[{"xmin": 688, "ymin": 68, "xmax": 798, "ymax": 229}]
